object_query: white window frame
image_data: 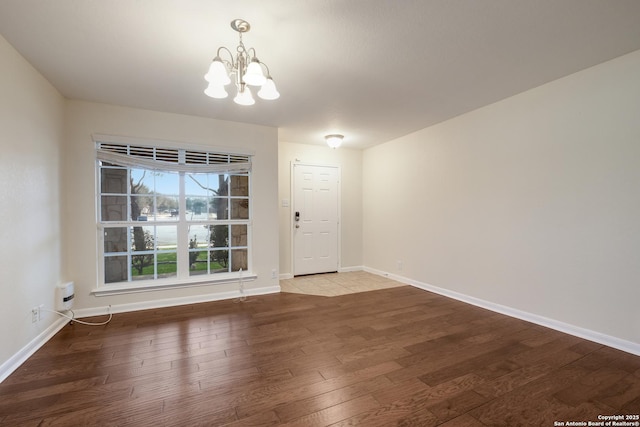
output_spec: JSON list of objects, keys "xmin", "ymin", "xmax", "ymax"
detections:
[{"xmin": 92, "ymin": 136, "xmax": 256, "ymax": 296}]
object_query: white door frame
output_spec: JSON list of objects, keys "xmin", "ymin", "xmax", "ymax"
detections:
[{"xmin": 290, "ymin": 161, "xmax": 341, "ymax": 276}]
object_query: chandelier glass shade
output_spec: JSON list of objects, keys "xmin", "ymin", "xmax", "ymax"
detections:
[{"xmin": 204, "ymin": 19, "xmax": 279, "ymax": 105}]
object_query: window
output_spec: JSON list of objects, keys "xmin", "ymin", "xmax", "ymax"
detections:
[{"xmin": 97, "ymin": 141, "xmax": 251, "ymax": 288}]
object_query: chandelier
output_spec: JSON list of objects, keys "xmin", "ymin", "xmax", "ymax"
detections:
[{"xmin": 204, "ymin": 19, "xmax": 279, "ymax": 106}]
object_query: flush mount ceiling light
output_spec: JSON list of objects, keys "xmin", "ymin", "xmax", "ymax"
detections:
[
  {"xmin": 325, "ymin": 134, "xmax": 344, "ymax": 148},
  {"xmin": 204, "ymin": 19, "xmax": 279, "ymax": 105}
]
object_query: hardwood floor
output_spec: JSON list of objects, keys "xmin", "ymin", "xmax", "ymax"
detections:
[{"xmin": 1, "ymin": 284, "xmax": 639, "ymax": 426}]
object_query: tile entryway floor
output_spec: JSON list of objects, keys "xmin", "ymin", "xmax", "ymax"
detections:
[{"xmin": 279, "ymin": 271, "xmax": 406, "ymax": 297}]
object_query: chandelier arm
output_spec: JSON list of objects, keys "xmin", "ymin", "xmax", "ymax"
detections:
[
  {"xmin": 216, "ymin": 46, "xmax": 236, "ymax": 69},
  {"xmin": 261, "ymin": 62, "xmax": 271, "ymax": 77},
  {"xmin": 246, "ymin": 47, "xmax": 258, "ymax": 61}
]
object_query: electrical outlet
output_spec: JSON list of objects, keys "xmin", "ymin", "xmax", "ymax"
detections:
[
  {"xmin": 397, "ymin": 260, "xmax": 403, "ymax": 271},
  {"xmin": 271, "ymin": 269, "xmax": 277, "ymax": 279},
  {"xmin": 31, "ymin": 307, "xmax": 39, "ymax": 323}
]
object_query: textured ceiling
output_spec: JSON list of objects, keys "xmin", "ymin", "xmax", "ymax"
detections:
[{"xmin": 1, "ymin": 0, "xmax": 640, "ymax": 149}]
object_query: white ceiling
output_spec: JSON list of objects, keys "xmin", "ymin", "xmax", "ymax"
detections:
[{"xmin": 1, "ymin": 1, "xmax": 640, "ymax": 149}]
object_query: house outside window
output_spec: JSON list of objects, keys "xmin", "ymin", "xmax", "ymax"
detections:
[{"xmin": 96, "ymin": 141, "xmax": 251, "ymax": 288}]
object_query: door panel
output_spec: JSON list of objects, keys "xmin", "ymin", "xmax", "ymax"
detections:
[{"xmin": 293, "ymin": 164, "xmax": 339, "ymax": 276}]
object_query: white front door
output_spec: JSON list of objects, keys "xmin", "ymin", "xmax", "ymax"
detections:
[{"xmin": 293, "ymin": 164, "xmax": 339, "ymax": 276}]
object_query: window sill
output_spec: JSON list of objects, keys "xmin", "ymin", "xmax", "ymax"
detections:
[{"xmin": 91, "ymin": 272, "xmax": 257, "ymax": 296}]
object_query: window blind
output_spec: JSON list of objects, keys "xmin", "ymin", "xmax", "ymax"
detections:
[{"xmin": 96, "ymin": 142, "xmax": 252, "ymax": 174}]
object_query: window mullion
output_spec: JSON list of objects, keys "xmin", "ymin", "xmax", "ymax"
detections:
[
  {"xmin": 127, "ymin": 227, "xmax": 132, "ymax": 282},
  {"xmin": 177, "ymin": 171, "xmax": 189, "ymax": 279}
]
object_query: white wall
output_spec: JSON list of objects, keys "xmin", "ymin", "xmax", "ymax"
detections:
[
  {"xmin": 0, "ymin": 35, "xmax": 65, "ymax": 369},
  {"xmin": 278, "ymin": 141, "xmax": 363, "ymax": 276},
  {"xmin": 363, "ymin": 50, "xmax": 640, "ymax": 347},
  {"xmin": 62, "ymin": 101, "xmax": 279, "ymax": 310}
]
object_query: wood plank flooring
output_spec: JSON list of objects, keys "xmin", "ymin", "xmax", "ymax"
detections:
[{"xmin": 1, "ymin": 284, "xmax": 639, "ymax": 426}]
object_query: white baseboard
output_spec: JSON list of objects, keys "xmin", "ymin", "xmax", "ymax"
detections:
[
  {"xmin": 0, "ymin": 317, "xmax": 69, "ymax": 383},
  {"xmin": 279, "ymin": 273, "xmax": 293, "ymax": 280},
  {"xmin": 339, "ymin": 265, "xmax": 364, "ymax": 273},
  {"xmin": 0, "ymin": 285, "xmax": 280, "ymax": 384},
  {"xmin": 74, "ymin": 285, "xmax": 281, "ymax": 318},
  {"xmin": 363, "ymin": 267, "xmax": 640, "ymax": 357}
]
